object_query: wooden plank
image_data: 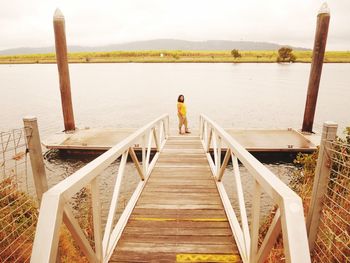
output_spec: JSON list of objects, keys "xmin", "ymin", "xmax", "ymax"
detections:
[
  {"xmin": 141, "ymin": 192, "xmax": 219, "ymax": 198},
  {"xmin": 109, "ymin": 251, "xmax": 177, "ymax": 262},
  {"xmin": 126, "ymin": 220, "xmax": 230, "ymax": 228},
  {"xmin": 147, "ymin": 175, "xmax": 214, "ymax": 180},
  {"xmin": 146, "ymin": 178, "xmax": 214, "ymax": 185},
  {"xmin": 139, "ymin": 192, "xmax": 219, "ymax": 199},
  {"xmin": 142, "ymin": 187, "xmax": 219, "ymax": 193},
  {"xmin": 162, "ymin": 148, "xmax": 205, "ymax": 154},
  {"xmin": 138, "ymin": 200, "xmax": 221, "ymax": 206},
  {"xmin": 130, "ymin": 208, "xmax": 227, "ymax": 218},
  {"xmin": 164, "ymin": 144, "xmax": 203, "ymax": 149},
  {"xmin": 157, "ymin": 158, "xmax": 208, "ymax": 163},
  {"xmin": 166, "ymin": 140, "xmax": 204, "ymax": 145},
  {"xmin": 159, "ymin": 152, "xmax": 206, "ymax": 157},
  {"xmin": 145, "ymin": 181, "xmax": 217, "ymax": 187},
  {"xmin": 118, "ymin": 235, "xmax": 233, "ymax": 244},
  {"xmin": 167, "ymin": 136, "xmax": 200, "ymax": 140},
  {"xmin": 151, "ymin": 169, "xmax": 212, "ymax": 175},
  {"xmin": 122, "ymin": 227, "xmax": 233, "ymax": 236},
  {"xmin": 136, "ymin": 204, "xmax": 223, "ymax": 209},
  {"xmin": 115, "ymin": 242, "xmax": 236, "ymax": 254}
]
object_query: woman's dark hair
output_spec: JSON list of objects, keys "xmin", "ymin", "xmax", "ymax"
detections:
[{"xmin": 178, "ymin": 94, "xmax": 184, "ymax": 102}]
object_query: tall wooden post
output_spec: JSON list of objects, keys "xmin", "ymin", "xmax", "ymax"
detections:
[
  {"xmin": 23, "ymin": 117, "xmax": 48, "ymax": 204},
  {"xmin": 53, "ymin": 9, "xmax": 76, "ymax": 131},
  {"xmin": 306, "ymin": 121, "xmax": 337, "ymax": 251},
  {"xmin": 302, "ymin": 3, "xmax": 330, "ymax": 133}
]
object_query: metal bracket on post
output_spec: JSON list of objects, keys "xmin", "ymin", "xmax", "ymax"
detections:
[{"xmin": 306, "ymin": 121, "xmax": 337, "ymax": 251}]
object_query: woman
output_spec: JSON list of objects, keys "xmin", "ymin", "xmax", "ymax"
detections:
[{"xmin": 177, "ymin": 94, "xmax": 190, "ymax": 134}]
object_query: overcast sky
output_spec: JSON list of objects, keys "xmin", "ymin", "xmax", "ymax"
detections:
[{"xmin": 0, "ymin": 0, "xmax": 349, "ymax": 50}]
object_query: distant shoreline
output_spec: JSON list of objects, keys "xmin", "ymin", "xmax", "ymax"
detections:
[{"xmin": 1, "ymin": 50, "xmax": 349, "ymax": 64}]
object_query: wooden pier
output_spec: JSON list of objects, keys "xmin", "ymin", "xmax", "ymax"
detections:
[{"xmin": 110, "ymin": 135, "xmax": 241, "ymax": 262}]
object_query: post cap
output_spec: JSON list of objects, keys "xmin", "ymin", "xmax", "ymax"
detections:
[
  {"xmin": 323, "ymin": 121, "xmax": 338, "ymax": 128},
  {"xmin": 318, "ymin": 2, "xmax": 330, "ymax": 15},
  {"xmin": 23, "ymin": 116, "xmax": 37, "ymax": 121},
  {"xmin": 53, "ymin": 8, "xmax": 65, "ymax": 20}
]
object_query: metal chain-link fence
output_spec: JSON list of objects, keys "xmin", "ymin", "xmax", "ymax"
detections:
[
  {"xmin": 313, "ymin": 139, "xmax": 350, "ymax": 262},
  {"xmin": 0, "ymin": 128, "xmax": 37, "ymax": 263}
]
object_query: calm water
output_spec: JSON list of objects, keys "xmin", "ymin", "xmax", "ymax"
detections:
[
  {"xmin": 1, "ymin": 63, "xmax": 349, "ymax": 220},
  {"xmin": 1, "ymin": 63, "xmax": 349, "ymax": 135}
]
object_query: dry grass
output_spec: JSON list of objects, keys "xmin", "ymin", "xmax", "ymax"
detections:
[
  {"xmin": 0, "ymin": 177, "xmax": 94, "ymax": 262},
  {"xmin": 0, "ymin": 177, "xmax": 38, "ymax": 262},
  {"xmin": 0, "ymin": 50, "xmax": 349, "ymax": 64}
]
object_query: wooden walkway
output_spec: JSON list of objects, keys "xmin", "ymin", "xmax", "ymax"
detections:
[{"xmin": 109, "ymin": 136, "xmax": 241, "ymax": 262}]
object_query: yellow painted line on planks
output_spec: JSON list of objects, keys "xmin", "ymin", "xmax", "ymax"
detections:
[
  {"xmin": 176, "ymin": 254, "xmax": 241, "ymax": 262},
  {"xmin": 133, "ymin": 217, "xmax": 227, "ymax": 222}
]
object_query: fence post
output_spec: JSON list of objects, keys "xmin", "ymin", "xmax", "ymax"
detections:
[
  {"xmin": 306, "ymin": 121, "xmax": 337, "ymax": 251},
  {"xmin": 23, "ymin": 116, "xmax": 48, "ymax": 204}
]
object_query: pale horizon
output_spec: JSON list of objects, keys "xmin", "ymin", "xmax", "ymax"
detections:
[{"xmin": 0, "ymin": 0, "xmax": 349, "ymax": 51}]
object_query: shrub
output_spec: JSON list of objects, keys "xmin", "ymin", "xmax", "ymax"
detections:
[{"xmin": 277, "ymin": 47, "xmax": 296, "ymax": 62}]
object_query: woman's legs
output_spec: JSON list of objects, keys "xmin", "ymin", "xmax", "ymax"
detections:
[
  {"xmin": 178, "ymin": 114, "xmax": 189, "ymax": 133},
  {"xmin": 178, "ymin": 113, "xmax": 184, "ymax": 132},
  {"xmin": 183, "ymin": 117, "xmax": 188, "ymax": 130}
]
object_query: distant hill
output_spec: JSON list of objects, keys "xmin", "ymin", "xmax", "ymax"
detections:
[{"xmin": 0, "ymin": 39, "xmax": 310, "ymax": 55}]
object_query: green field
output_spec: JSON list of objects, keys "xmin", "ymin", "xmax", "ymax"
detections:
[{"xmin": 0, "ymin": 50, "xmax": 350, "ymax": 63}]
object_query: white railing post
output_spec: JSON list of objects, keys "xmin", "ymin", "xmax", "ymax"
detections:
[
  {"xmin": 103, "ymin": 150, "xmax": 128, "ymax": 256},
  {"xmin": 212, "ymin": 130, "xmax": 218, "ymax": 173},
  {"xmin": 217, "ymin": 149, "xmax": 230, "ymax": 182},
  {"xmin": 145, "ymin": 129, "xmax": 153, "ymax": 173},
  {"xmin": 306, "ymin": 121, "xmax": 337, "ymax": 251},
  {"xmin": 142, "ymin": 134, "xmax": 147, "ymax": 175},
  {"xmin": 23, "ymin": 116, "xmax": 48, "ymax": 204},
  {"xmin": 206, "ymin": 127, "xmax": 213, "ymax": 153},
  {"xmin": 199, "ymin": 116, "xmax": 203, "ymax": 140},
  {"xmin": 91, "ymin": 178, "xmax": 102, "ymax": 262},
  {"xmin": 166, "ymin": 116, "xmax": 170, "ymax": 139},
  {"xmin": 250, "ymin": 181, "xmax": 261, "ymax": 262},
  {"xmin": 217, "ymin": 135, "xmax": 222, "ymax": 176},
  {"xmin": 231, "ymin": 154, "xmax": 250, "ymax": 260}
]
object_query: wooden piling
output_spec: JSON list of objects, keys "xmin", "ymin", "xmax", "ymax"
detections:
[
  {"xmin": 53, "ymin": 9, "xmax": 75, "ymax": 131},
  {"xmin": 23, "ymin": 117, "xmax": 48, "ymax": 204},
  {"xmin": 302, "ymin": 3, "xmax": 330, "ymax": 133}
]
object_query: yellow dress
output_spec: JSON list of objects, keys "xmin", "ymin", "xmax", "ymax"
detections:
[{"xmin": 177, "ymin": 102, "xmax": 186, "ymax": 116}]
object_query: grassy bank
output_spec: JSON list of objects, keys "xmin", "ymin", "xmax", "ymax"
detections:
[{"xmin": 0, "ymin": 50, "xmax": 350, "ymax": 64}]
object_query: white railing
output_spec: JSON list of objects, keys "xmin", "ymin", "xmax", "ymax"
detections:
[
  {"xmin": 199, "ymin": 114, "xmax": 310, "ymax": 263},
  {"xmin": 31, "ymin": 114, "xmax": 169, "ymax": 263}
]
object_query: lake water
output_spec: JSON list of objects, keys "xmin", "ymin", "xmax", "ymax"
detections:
[
  {"xmin": 1, "ymin": 63, "xmax": 349, "ymax": 135},
  {"xmin": 1, "ymin": 63, "xmax": 349, "ymax": 221}
]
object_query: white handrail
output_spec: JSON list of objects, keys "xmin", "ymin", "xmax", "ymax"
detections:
[
  {"xmin": 31, "ymin": 114, "xmax": 169, "ymax": 263},
  {"xmin": 199, "ymin": 114, "xmax": 310, "ymax": 263}
]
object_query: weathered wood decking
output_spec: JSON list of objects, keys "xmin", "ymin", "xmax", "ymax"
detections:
[
  {"xmin": 43, "ymin": 128, "xmax": 318, "ymax": 153},
  {"xmin": 109, "ymin": 135, "xmax": 241, "ymax": 262}
]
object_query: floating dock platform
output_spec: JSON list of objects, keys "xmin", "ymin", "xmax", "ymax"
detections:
[{"xmin": 43, "ymin": 127, "xmax": 318, "ymax": 155}]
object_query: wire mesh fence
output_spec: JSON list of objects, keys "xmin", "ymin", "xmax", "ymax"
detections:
[
  {"xmin": 313, "ymin": 139, "xmax": 350, "ymax": 263},
  {"xmin": 0, "ymin": 128, "xmax": 38, "ymax": 263}
]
